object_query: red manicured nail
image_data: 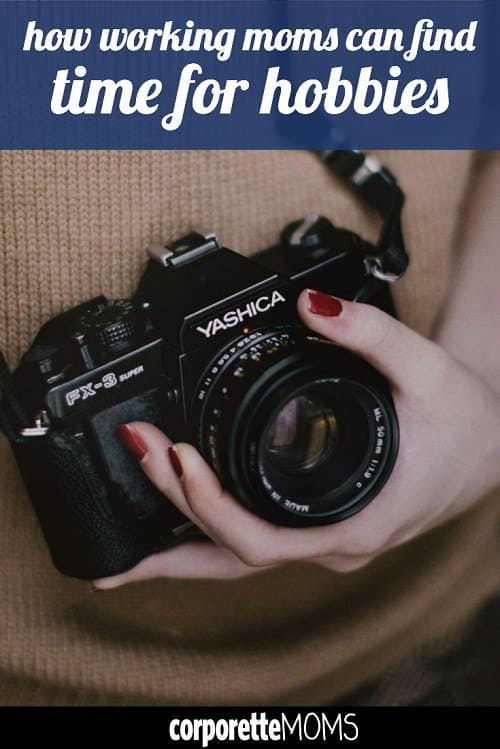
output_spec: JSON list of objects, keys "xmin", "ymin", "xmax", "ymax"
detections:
[
  {"xmin": 116, "ymin": 424, "xmax": 148, "ymax": 462},
  {"xmin": 307, "ymin": 290, "xmax": 343, "ymax": 317},
  {"xmin": 168, "ymin": 446, "xmax": 183, "ymax": 479}
]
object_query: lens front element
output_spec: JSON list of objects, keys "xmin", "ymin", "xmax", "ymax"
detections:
[{"xmin": 265, "ymin": 393, "xmax": 338, "ymax": 474}]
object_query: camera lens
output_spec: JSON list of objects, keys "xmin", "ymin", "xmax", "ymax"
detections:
[
  {"xmin": 195, "ymin": 327, "xmax": 398, "ymax": 526},
  {"xmin": 264, "ymin": 393, "xmax": 338, "ymax": 474}
]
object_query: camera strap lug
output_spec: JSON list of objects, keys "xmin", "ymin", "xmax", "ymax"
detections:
[
  {"xmin": 363, "ymin": 256, "xmax": 403, "ymax": 283},
  {"xmin": 20, "ymin": 411, "xmax": 50, "ymax": 438}
]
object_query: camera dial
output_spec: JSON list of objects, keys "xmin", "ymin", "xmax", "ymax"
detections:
[{"xmin": 79, "ymin": 300, "xmax": 141, "ymax": 350}]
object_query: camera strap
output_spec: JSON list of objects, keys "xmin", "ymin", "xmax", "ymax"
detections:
[
  {"xmin": 0, "ymin": 351, "xmax": 30, "ymax": 440},
  {"xmin": 316, "ymin": 150, "xmax": 409, "ymax": 282}
]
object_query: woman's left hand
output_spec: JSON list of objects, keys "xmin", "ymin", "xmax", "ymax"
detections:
[{"xmin": 93, "ymin": 289, "xmax": 500, "ymax": 590}]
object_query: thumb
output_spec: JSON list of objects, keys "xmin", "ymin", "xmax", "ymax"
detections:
[{"xmin": 298, "ymin": 288, "xmax": 446, "ymax": 393}]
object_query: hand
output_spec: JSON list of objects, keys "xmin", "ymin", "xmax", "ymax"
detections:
[{"xmin": 93, "ymin": 289, "xmax": 500, "ymax": 590}]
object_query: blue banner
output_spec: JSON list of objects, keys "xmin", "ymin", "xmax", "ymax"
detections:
[{"xmin": 0, "ymin": 0, "xmax": 498, "ymax": 149}]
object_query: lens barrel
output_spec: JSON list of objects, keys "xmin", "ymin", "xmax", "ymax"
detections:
[{"xmin": 194, "ymin": 327, "xmax": 398, "ymax": 526}]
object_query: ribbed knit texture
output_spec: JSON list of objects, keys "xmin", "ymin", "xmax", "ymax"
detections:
[{"xmin": 1, "ymin": 150, "xmax": 499, "ymax": 705}]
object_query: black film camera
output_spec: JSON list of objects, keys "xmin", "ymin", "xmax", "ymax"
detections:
[{"xmin": 0, "ymin": 151, "xmax": 409, "ymax": 580}]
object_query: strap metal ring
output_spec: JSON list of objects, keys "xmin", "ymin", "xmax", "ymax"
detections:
[{"xmin": 364, "ymin": 256, "xmax": 402, "ymax": 283}]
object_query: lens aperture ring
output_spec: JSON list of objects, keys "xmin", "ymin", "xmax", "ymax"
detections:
[{"xmin": 196, "ymin": 328, "xmax": 304, "ymax": 468}]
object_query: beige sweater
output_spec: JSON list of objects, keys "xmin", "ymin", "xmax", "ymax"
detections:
[{"xmin": 0, "ymin": 150, "xmax": 499, "ymax": 705}]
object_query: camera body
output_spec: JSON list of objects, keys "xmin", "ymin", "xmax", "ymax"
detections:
[{"xmin": 5, "ymin": 216, "xmax": 398, "ymax": 579}]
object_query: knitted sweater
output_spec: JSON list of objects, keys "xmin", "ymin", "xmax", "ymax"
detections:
[{"xmin": 0, "ymin": 150, "xmax": 499, "ymax": 705}]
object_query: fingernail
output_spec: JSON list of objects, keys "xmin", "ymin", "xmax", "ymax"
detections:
[
  {"xmin": 116, "ymin": 423, "xmax": 148, "ymax": 462},
  {"xmin": 168, "ymin": 446, "xmax": 183, "ymax": 479},
  {"xmin": 307, "ymin": 290, "xmax": 343, "ymax": 317}
]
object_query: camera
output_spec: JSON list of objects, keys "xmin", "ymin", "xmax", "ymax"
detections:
[{"xmin": 0, "ymin": 214, "xmax": 399, "ymax": 579}]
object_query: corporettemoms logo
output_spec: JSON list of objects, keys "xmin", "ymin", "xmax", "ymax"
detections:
[
  {"xmin": 196, "ymin": 290, "xmax": 286, "ymax": 339},
  {"xmin": 168, "ymin": 711, "xmax": 359, "ymax": 746}
]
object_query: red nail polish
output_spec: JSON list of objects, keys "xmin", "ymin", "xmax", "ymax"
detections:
[
  {"xmin": 116, "ymin": 424, "xmax": 148, "ymax": 462},
  {"xmin": 307, "ymin": 290, "xmax": 343, "ymax": 317},
  {"xmin": 168, "ymin": 446, "xmax": 183, "ymax": 479}
]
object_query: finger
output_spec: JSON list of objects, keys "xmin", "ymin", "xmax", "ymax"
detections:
[
  {"xmin": 92, "ymin": 541, "xmax": 260, "ymax": 589},
  {"xmin": 116, "ymin": 422, "xmax": 218, "ymax": 542},
  {"xmin": 316, "ymin": 553, "xmax": 374, "ymax": 574},
  {"xmin": 172, "ymin": 443, "xmax": 385, "ymax": 565},
  {"xmin": 297, "ymin": 288, "xmax": 448, "ymax": 394},
  {"xmin": 172, "ymin": 442, "xmax": 286, "ymax": 566}
]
